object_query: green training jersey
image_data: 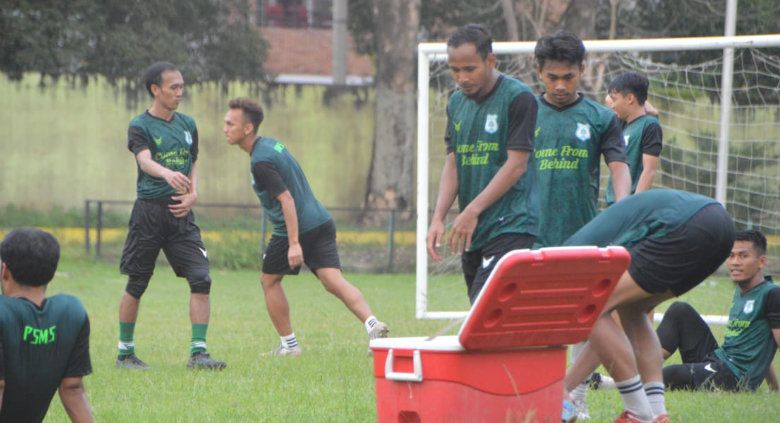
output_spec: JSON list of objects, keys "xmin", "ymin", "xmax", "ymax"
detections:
[
  {"xmin": 605, "ymin": 114, "xmax": 663, "ymax": 204},
  {"xmin": 715, "ymin": 277, "xmax": 780, "ymax": 390},
  {"xmin": 0, "ymin": 294, "xmax": 91, "ymax": 423},
  {"xmin": 250, "ymin": 136, "xmax": 331, "ymax": 236},
  {"xmin": 445, "ymin": 75, "xmax": 539, "ymax": 251},
  {"xmin": 534, "ymin": 95, "xmax": 626, "ymax": 247},
  {"xmin": 563, "ymin": 189, "xmax": 718, "ymax": 249},
  {"xmin": 127, "ymin": 111, "xmax": 199, "ymax": 199}
]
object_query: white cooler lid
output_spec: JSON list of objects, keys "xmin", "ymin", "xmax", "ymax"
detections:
[{"xmin": 370, "ymin": 335, "xmax": 464, "ymax": 352}]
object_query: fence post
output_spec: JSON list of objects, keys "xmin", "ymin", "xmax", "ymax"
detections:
[
  {"xmin": 260, "ymin": 211, "xmax": 267, "ymax": 253},
  {"xmin": 387, "ymin": 208, "xmax": 396, "ymax": 273},
  {"xmin": 96, "ymin": 201, "xmax": 103, "ymax": 257},
  {"xmin": 84, "ymin": 200, "xmax": 91, "ymax": 253}
]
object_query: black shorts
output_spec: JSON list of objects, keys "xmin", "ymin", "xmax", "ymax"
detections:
[
  {"xmin": 628, "ymin": 204, "xmax": 735, "ymax": 296},
  {"xmin": 262, "ymin": 220, "xmax": 341, "ymax": 275},
  {"xmin": 462, "ymin": 233, "xmax": 536, "ymax": 304},
  {"xmin": 120, "ymin": 198, "xmax": 210, "ymax": 282}
]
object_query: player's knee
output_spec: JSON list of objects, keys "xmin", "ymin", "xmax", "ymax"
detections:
[
  {"xmin": 188, "ymin": 269, "xmax": 212, "ymax": 294},
  {"xmin": 666, "ymin": 301, "xmax": 695, "ymax": 319},
  {"xmin": 125, "ymin": 275, "xmax": 152, "ymax": 299}
]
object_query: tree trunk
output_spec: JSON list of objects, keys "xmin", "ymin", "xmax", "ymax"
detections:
[{"xmin": 364, "ymin": 0, "xmax": 420, "ymax": 212}]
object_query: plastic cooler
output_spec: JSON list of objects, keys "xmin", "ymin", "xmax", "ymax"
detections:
[{"xmin": 370, "ymin": 246, "xmax": 631, "ymax": 423}]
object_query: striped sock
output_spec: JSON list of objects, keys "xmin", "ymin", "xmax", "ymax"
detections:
[
  {"xmin": 118, "ymin": 321, "xmax": 135, "ymax": 356},
  {"xmin": 364, "ymin": 316, "xmax": 379, "ymax": 334},
  {"xmin": 191, "ymin": 323, "xmax": 208, "ymax": 354},
  {"xmin": 616, "ymin": 375, "xmax": 653, "ymax": 421},
  {"xmin": 281, "ymin": 333, "xmax": 298, "ymax": 349},
  {"xmin": 571, "ymin": 381, "xmax": 588, "ymax": 402},
  {"xmin": 644, "ymin": 381, "xmax": 667, "ymax": 416}
]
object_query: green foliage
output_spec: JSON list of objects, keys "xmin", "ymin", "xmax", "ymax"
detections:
[
  {"xmin": 0, "ymin": 204, "xmax": 125, "ymax": 227},
  {"xmin": 0, "ymin": 0, "xmax": 267, "ymax": 99}
]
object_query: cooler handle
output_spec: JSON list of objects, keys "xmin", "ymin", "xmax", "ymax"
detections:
[{"xmin": 384, "ymin": 349, "xmax": 423, "ymax": 382}]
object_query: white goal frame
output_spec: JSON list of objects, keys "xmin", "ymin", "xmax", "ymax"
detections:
[{"xmin": 416, "ymin": 34, "xmax": 780, "ymax": 322}]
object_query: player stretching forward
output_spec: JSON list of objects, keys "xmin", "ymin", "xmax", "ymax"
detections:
[
  {"xmin": 563, "ymin": 189, "xmax": 735, "ymax": 423},
  {"xmin": 223, "ymin": 98, "xmax": 389, "ymax": 356}
]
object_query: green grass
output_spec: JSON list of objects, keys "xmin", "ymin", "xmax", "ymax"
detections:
[{"xmin": 38, "ymin": 251, "xmax": 780, "ymax": 422}]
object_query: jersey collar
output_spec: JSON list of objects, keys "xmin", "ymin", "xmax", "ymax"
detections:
[{"xmin": 538, "ymin": 92, "xmax": 585, "ymax": 112}]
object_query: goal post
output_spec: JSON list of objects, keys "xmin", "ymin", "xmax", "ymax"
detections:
[{"xmin": 416, "ymin": 34, "xmax": 780, "ymax": 321}]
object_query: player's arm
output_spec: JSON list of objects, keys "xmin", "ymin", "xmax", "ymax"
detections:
[
  {"xmin": 170, "ymin": 161, "xmax": 199, "ymax": 218},
  {"xmin": 253, "ymin": 162, "xmax": 302, "ymax": 268},
  {"xmin": 634, "ymin": 122, "xmax": 663, "ymax": 193},
  {"xmin": 448, "ymin": 92, "xmax": 537, "ymax": 254},
  {"xmin": 766, "ymin": 363, "xmax": 779, "ymax": 391},
  {"xmin": 128, "ymin": 126, "xmax": 191, "ymax": 193},
  {"xmin": 766, "ymin": 287, "xmax": 780, "ymax": 391},
  {"xmin": 0, "ymin": 327, "xmax": 4, "ymax": 409},
  {"xmin": 59, "ymin": 377, "xmax": 94, "ymax": 423},
  {"xmin": 427, "ymin": 152, "xmax": 458, "ymax": 262},
  {"xmin": 601, "ymin": 115, "xmax": 631, "ymax": 201},
  {"xmin": 60, "ymin": 316, "xmax": 93, "ymax": 422}
]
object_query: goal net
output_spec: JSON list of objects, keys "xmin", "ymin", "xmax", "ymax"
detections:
[{"xmin": 416, "ymin": 35, "xmax": 780, "ymax": 321}]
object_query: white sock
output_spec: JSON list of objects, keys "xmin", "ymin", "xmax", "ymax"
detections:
[
  {"xmin": 571, "ymin": 382, "xmax": 588, "ymax": 402},
  {"xmin": 616, "ymin": 375, "xmax": 653, "ymax": 421},
  {"xmin": 598, "ymin": 373, "xmax": 617, "ymax": 390},
  {"xmin": 644, "ymin": 382, "xmax": 667, "ymax": 417},
  {"xmin": 364, "ymin": 316, "xmax": 378, "ymax": 333},
  {"xmin": 281, "ymin": 333, "xmax": 298, "ymax": 349}
]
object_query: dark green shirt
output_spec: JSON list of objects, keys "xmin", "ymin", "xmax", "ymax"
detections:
[
  {"xmin": 127, "ymin": 111, "xmax": 199, "ymax": 199},
  {"xmin": 250, "ymin": 137, "xmax": 331, "ymax": 236},
  {"xmin": 445, "ymin": 75, "xmax": 539, "ymax": 251},
  {"xmin": 715, "ymin": 277, "xmax": 780, "ymax": 390},
  {"xmin": 534, "ymin": 95, "xmax": 626, "ymax": 247},
  {"xmin": 563, "ymin": 189, "xmax": 719, "ymax": 249},
  {"xmin": 606, "ymin": 115, "xmax": 663, "ymax": 204},
  {"xmin": 0, "ymin": 294, "xmax": 91, "ymax": 423}
]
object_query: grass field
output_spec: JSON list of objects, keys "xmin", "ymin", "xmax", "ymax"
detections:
[{"xmin": 38, "ymin": 251, "xmax": 780, "ymax": 422}]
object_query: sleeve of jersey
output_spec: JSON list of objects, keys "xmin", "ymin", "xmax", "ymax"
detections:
[
  {"xmin": 252, "ymin": 162, "xmax": 289, "ymax": 199},
  {"xmin": 600, "ymin": 115, "xmax": 628, "ymax": 163},
  {"xmin": 444, "ymin": 105, "xmax": 454, "ymax": 154},
  {"xmin": 64, "ymin": 316, "xmax": 92, "ymax": 377},
  {"xmin": 127, "ymin": 126, "xmax": 151, "ymax": 155},
  {"xmin": 640, "ymin": 122, "xmax": 663, "ymax": 156},
  {"xmin": 764, "ymin": 286, "xmax": 780, "ymax": 328},
  {"xmin": 506, "ymin": 92, "xmax": 537, "ymax": 151}
]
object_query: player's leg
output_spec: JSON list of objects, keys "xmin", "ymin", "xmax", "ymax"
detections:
[
  {"xmin": 260, "ymin": 234, "xmax": 301, "ymax": 356},
  {"xmin": 656, "ymin": 301, "xmax": 719, "ymax": 362},
  {"xmin": 116, "ymin": 199, "xmax": 164, "ymax": 369},
  {"xmin": 164, "ymin": 211, "xmax": 225, "ymax": 369},
  {"xmin": 305, "ymin": 220, "xmax": 389, "ymax": 341}
]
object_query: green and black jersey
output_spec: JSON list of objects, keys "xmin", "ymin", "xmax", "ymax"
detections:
[
  {"xmin": 127, "ymin": 111, "xmax": 199, "ymax": 199},
  {"xmin": 715, "ymin": 277, "xmax": 780, "ymax": 390},
  {"xmin": 444, "ymin": 75, "xmax": 539, "ymax": 251},
  {"xmin": 0, "ymin": 294, "xmax": 91, "ymax": 423},
  {"xmin": 250, "ymin": 136, "xmax": 332, "ymax": 237},
  {"xmin": 534, "ymin": 94, "xmax": 626, "ymax": 247},
  {"xmin": 563, "ymin": 189, "xmax": 718, "ymax": 249},
  {"xmin": 605, "ymin": 114, "xmax": 663, "ymax": 204}
]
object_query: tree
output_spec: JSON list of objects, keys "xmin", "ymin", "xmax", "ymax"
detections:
[{"xmin": 0, "ymin": 0, "xmax": 267, "ymax": 98}]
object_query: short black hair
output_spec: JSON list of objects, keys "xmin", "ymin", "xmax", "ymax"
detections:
[
  {"xmin": 534, "ymin": 30, "xmax": 586, "ymax": 69},
  {"xmin": 608, "ymin": 72, "xmax": 650, "ymax": 105},
  {"xmin": 229, "ymin": 98, "xmax": 265, "ymax": 134},
  {"xmin": 735, "ymin": 230, "xmax": 767, "ymax": 256},
  {"xmin": 143, "ymin": 62, "xmax": 178, "ymax": 97},
  {"xmin": 447, "ymin": 24, "xmax": 493, "ymax": 60},
  {"xmin": 1, "ymin": 228, "xmax": 60, "ymax": 287}
]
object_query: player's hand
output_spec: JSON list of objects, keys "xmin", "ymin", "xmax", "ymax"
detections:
[
  {"xmin": 163, "ymin": 169, "xmax": 191, "ymax": 194},
  {"xmin": 169, "ymin": 191, "xmax": 197, "ymax": 218},
  {"xmin": 448, "ymin": 208, "xmax": 478, "ymax": 255},
  {"xmin": 288, "ymin": 242, "xmax": 303, "ymax": 269},
  {"xmin": 426, "ymin": 220, "xmax": 446, "ymax": 262}
]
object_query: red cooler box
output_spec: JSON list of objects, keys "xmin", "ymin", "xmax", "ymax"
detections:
[{"xmin": 370, "ymin": 246, "xmax": 631, "ymax": 423}]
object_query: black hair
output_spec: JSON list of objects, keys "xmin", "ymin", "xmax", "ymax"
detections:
[
  {"xmin": 0, "ymin": 228, "xmax": 60, "ymax": 287},
  {"xmin": 608, "ymin": 72, "xmax": 650, "ymax": 105},
  {"xmin": 735, "ymin": 230, "xmax": 767, "ymax": 256},
  {"xmin": 447, "ymin": 24, "xmax": 493, "ymax": 60},
  {"xmin": 143, "ymin": 62, "xmax": 179, "ymax": 97},
  {"xmin": 534, "ymin": 30, "xmax": 586, "ymax": 69},
  {"xmin": 229, "ymin": 98, "xmax": 265, "ymax": 134}
]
